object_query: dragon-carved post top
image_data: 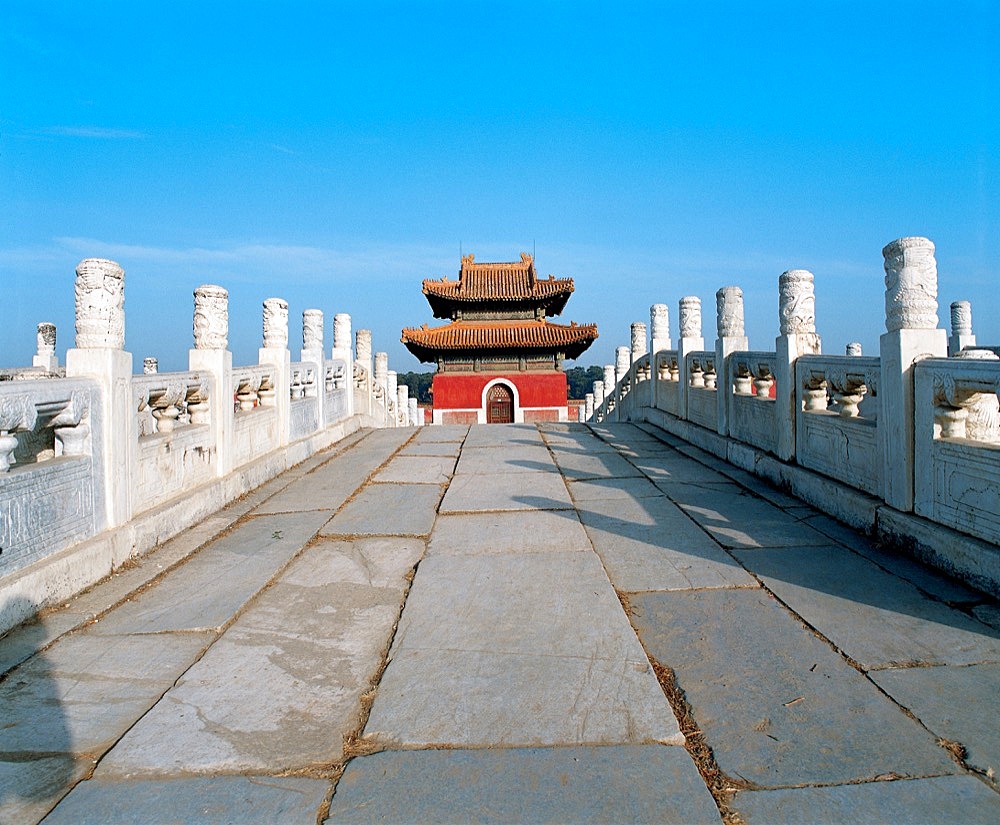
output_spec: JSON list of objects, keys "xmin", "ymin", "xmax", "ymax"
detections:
[
  {"xmin": 882, "ymin": 236, "xmax": 938, "ymax": 332},
  {"xmin": 75, "ymin": 258, "xmax": 125, "ymax": 349}
]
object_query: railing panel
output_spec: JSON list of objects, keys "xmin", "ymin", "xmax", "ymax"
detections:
[
  {"xmin": 728, "ymin": 351, "xmax": 777, "ymax": 453},
  {"xmin": 0, "ymin": 378, "xmax": 101, "ymax": 575},
  {"xmin": 685, "ymin": 351, "xmax": 716, "ymax": 431},
  {"xmin": 795, "ymin": 355, "xmax": 882, "ymax": 496},
  {"xmin": 914, "ymin": 357, "xmax": 1000, "ymax": 545}
]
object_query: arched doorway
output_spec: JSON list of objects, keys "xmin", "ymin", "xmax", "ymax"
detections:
[{"xmin": 486, "ymin": 383, "xmax": 514, "ymax": 423}]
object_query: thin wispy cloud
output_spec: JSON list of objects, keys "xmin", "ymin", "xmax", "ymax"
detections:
[{"xmin": 40, "ymin": 125, "xmax": 145, "ymax": 140}]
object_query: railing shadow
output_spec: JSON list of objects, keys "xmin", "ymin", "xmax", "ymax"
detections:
[{"xmin": 0, "ymin": 595, "xmax": 76, "ymax": 824}]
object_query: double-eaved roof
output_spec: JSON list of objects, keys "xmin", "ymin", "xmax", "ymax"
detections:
[
  {"xmin": 421, "ymin": 252, "xmax": 576, "ymax": 318},
  {"xmin": 401, "ymin": 251, "xmax": 598, "ymax": 364},
  {"xmin": 401, "ymin": 319, "xmax": 599, "ymax": 362}
]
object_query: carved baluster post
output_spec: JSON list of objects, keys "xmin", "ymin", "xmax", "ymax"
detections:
[
  {"xmin": 386, "ymin": 370, "xmax": 398, "ymax": 428},
  {"xmin": 715, "ymin": 287, "xmax": 748, "ymax": 436},
  {"xmin": 33, "ymin": 322, "xmax": 59, "ymax": 371},
  {"xmin": 948, "ymin": 301, "xmax": 976, "ymax": 357},
  {"xmin": 65, "ymin": 258, "xmax": 132, "ymax": 528},
  {"xmin": 332, "ymin": 313, "xmax": 355, "ymax": 417},
  {"xmin": 355, "ymin": 330, "xmax": 373, "ymax": 417},
  {"xmin": 300, "ymin": 309, "xmax": 325, "ymax": 428},
  {"xmin": 880, "ymin": 237, "xmax": 948, "ymax": 511},
  {"xmin": 260, "ymin": 297, "xmax": 291, "ymax": 446},
  {"xmin": 677, "ymin": 297, "xmax": 703, "ymax": 421},
  {"xmin": 774, "ymin": 270, "xmax": 821, "ymax": 460},
  {"xmin": 592, "ymin": 379, "xmax": 605, "ymax": 422},
  {"xmin": 650, "ymin": 303, "xmax": 672, "ymax": 408},
  {"xmin": 615, "ymin": 346, "xmax": 631, "ymax": 421},
  {"xmin": 188, "ymin": 284, "xmax": 231, "ymax": 475},
  {"xmin": 397, "ymin": 384, "xmax": 409, "ymax": 427},
  {"xmin": 374, "ymin": 352, "xmax": 388, "ymax": 425},
  {"xmin": 142, "ymin": 357, "xmax": 158, "ymax": 374},
  {"xmin": 408, "ymin": 397, "xmax": 420, "ymax": 427},
  {"xmin": 846, "ymin": 342, "xmax": 863, "ymax": 357},
  {"xmin": 585, "ymin": 392, "xmax": 595, "ymax": 421}
]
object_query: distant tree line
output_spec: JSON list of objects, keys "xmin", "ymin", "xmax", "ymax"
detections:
[
  {"xmin": 565, "ymin": 365, "xmax": 604, "ymax": 400},
  {"xmin": 398, "ymin": 372, "xmax": 434, "ymax": 404},
  {"xmin": 398, "ymin": 366, "xmax": 603, "ymax": 404}
]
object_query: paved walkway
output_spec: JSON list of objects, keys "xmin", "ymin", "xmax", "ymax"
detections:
[{"xmin": 1, "ymin": 422, "xmax": 999, "ymax": 824}]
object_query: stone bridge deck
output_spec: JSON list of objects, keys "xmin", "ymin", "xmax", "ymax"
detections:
[{"xmin": 1, "ymin": 423, "xmax": 999, "ymax": 824}]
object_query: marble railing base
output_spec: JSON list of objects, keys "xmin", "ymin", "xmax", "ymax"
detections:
[
  {"xmin": 638, "ymin": 406, "xmax": 1000, "ymax": 600},
  {"xmin": 0, "ymin": 415, "xmax": 363, "ymax": 637}
]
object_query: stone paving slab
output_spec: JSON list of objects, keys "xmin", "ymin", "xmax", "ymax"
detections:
[
  {"xmin": 398, "ymin": 440, "xmax": 462, "ymax": 457},
  {"xmin": 732, "ymin": 545, "xmax": 1000, "ymax": 669},
  {"xmin": 577, "ymin": 495, "xmax": 755, "ymax": 591},
  {"xmin": 665, "ymin": 486, "xmax": 831, "ymax": 548},
  {"xmin": 0, "ymin": 631, "xmax": 214, "ymax": 755},
  {"xmin": 326, "ymin": 745, "xmax": 718, "ymax": 824},
  {"xmin": 45, "ymin": 775, "xmax": 331, "ymax": 825},
  {"xmin": 567, "ymin": 476, "xmax": 664, "ymax": 501},
  {"xmin": 549, "ymin": 448, "xmax": 645, "ymax": 480},
  {"xmin": 463, "ymin": 423, "xmax": 545, "ymax": 447},
  {"xmin": 365, "ymin": 549, "xmax": 682, "ymax": 748},
  {"xmin": 363, "ymin": 646, "xmax": 682, "ymax": 748},
  {"xmin": 411, "ymin": 424, "xmax": 469, "ymax": 443},
  {"xmin": 89, "ymin": 511, "xmax": 331, "ymax": 635},
  {"xmin": 373, "ymin": 454, "xmax": 456, "ymax": 484},
  {"xmin": 97, "ymin": 538, "xmax": 422, "ymax": 775},
  {"xmin": 454, "ymin": 443, "xmax": 557, "ymax": 475},
  {"xmin": 871, "ymin": 663, "xmax": 1000, "ymax": 779},
  {"xmin": 321, "ymin": 482, "xmax": 443, "ymax": 536},
  {"xmin": 631, "ymin": 454, "xmax": 738, "ymax": 486},
  {"xmin": 0, "ymin": 755, "xmax": 94, "ymax": 825},
  {"xmin": 803, "ymin": 513, "xmax": 986, "ymax": 605},
  {"xmin": 439, "ymin": 469, "xmax": 573, "ymax": 512},
  {"xmin": 629, "ymin": 588, "xmax": 958, "ymax": 786},
  {"xmin": 538, "ymin": 430, "xmax": 620, "ymax": 453},
  {"xmin": 733, "ymin": 774, "xmax": 1000, "ymax": 825},
  {"xmin": 428, "ymin": 511, "xmax": 591, "ymax": 556},
  {"xmin": 591, "ymin": 423, "xmax": 664, "ymax": 444},
  {"xmin": 389, "ymin": 552, "xmax": 651, "ymax": 658}
]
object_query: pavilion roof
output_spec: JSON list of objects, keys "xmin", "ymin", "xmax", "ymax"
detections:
[
  {"xmin": 401, "ymin": 319, "xmax": 598, "ymax": 362},
  {"xmin": 421, "ymin": 252, "xmax": 575, "ymax": 317}
]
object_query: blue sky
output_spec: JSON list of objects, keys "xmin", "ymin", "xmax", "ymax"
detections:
[{"xmin": 3, "ymin": 1, "xmax": 997, "ymax": 374}]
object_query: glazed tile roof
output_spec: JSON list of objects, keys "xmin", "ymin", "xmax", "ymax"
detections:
[
  {"xmin": 401, "ymin": 319, "xmax": 598, "ymax": 362},
  {"xmin": 422, "ymin": 252, "xmax": 575, "ymax": 308}
]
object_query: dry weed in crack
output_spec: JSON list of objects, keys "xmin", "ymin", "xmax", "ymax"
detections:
[{"xmin": 647, "ymin": 654, "xmax": 752, "ymax": 825}]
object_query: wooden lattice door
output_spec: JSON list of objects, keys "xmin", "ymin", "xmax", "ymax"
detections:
[{"xmin": 486, "ymin": 384, "xmax": 514, "ymax": 423}]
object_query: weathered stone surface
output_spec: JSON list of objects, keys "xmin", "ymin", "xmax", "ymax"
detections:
[
  {"xmin": 322, "ymin": 482, "xmax": 443, "ymax": 536},
  {"xmin": 734, "ymin": 775, "xmax": 1000, "ymax": 825},
  {"xmin": 0, "ymin": 756, "xmax": 94, "ymax": 825},
  {"xmin": 411, "ymin": 424, "xmax": 468, "ymax": 443},
  {"xmin": 665, "ymin": 487, "xmax": 830, "ymax": 548},
  {"xmin": 732, "ymin": 545, "xmax": 1000, "ymax": 669},
  {"xmin": 578, "ymin": 494, "xmax": 755, "ymax": 591},
  {"xmin": 253, "ymin": 459, "xmax": 372, "ymax": 514},
  {"xmin": 428, "ymin": 511, "xmax": 590, "ymax": 556},
  {"xmin": 439, "ymin": 470, "xmax": 573, "ymax": 512},
  {"xmin": 398, "ymin": 440, "xmax": 462, "ymax": 457},
  {"xmin": 97, "ymin": 539, "xmax": 420, "ymax": 775},
  {"xmin": 538, "ymin": 428, "xmax": 620, "ymax": 453},
  {"xmin": 629, "ymin": 589, "xmax": 957, "ymax": 786},
  {"xmin": 364, "ymin": 647, "xmax": 680, "ymax": 748},
  {"xmin": 46, "ymin": 775, "xmax": 330, "ymax": 825},
  {"xmin": 90, "ymin": 512, "xmax": 331, "ymax": 635},
  {"xmin": 0, "ymin": 632, "xmax": 214, "ymax": 754},
  {"xmin": 326, "ymin": 746, "xmax": 718, "ymax": 825},
  {"xmin": 631, "ymin": 454, "xmax": 737, "ymax": 486},
  {"xmin": 373, "ymin": 454, "xmax": 456, "ymax": 484},
  {"xmin": 568, "ymin": 476, "xmax": 664, "ymax": 501},
  {"xmin": 550, "ymin": 448, "xmax": 644, "ymax": 480},
  {"xmin": 871, "ymin": 663, "xmax": 1000, "ymax": 779},
  {"xmin": 455, "ymin": 443, "xmax": 556, "ymax": 475},
  {"xmin": 365, "ymin": 552, "xmax": 681, "ymax": 748},
  {"xmin": 464, "ymin": 423, "xmax": 544, "ymax": 447}
]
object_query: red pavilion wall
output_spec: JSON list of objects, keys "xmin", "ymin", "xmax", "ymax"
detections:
[{"xmin": 432, "ymin": 372, "xmax": 568, "ymax": 412}]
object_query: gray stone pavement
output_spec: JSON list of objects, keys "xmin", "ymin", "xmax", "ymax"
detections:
[{"xmin": 1, "ymin": 422, "xmax": 999, "ymax": 823}]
